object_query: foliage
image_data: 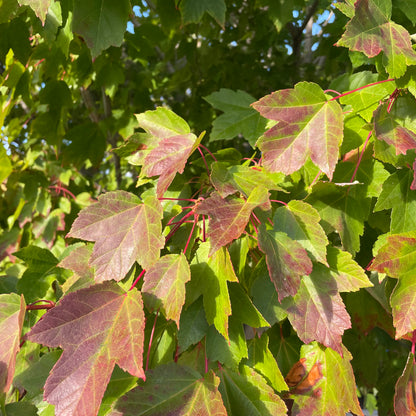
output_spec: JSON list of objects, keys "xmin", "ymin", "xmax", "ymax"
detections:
[{"xmin": 2, "ymin": 0, "xmax": 416, "ymax": 415}]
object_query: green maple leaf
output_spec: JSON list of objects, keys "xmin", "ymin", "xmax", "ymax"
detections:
[
  {"xmin": 188, "ymin": 242, "xmax": 238, "ymax": 340},
  {"xmin": 394, "ymin": 353, "xmax": 416, "ymax": 415},
  {"xmin": 179, "ymin": 0, "xmax": 226, "ymax": 26}
]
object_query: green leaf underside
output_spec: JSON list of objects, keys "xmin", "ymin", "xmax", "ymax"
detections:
[
  {"xmin": 142, "ymin": 253, "xmax": 191, "ymax": 328},
  {"xmin": 188, "ymin": 242, "xmax": 238, "ymax": 340},
  {"xmin": 67, "ymin": 191, "xmax": 164, "ymax": 282},
  {"xmin": 217, "ymin": 365, "xmax": 287, "ymax": 415},
  {"xmin": 252, "ymin": 82, "xmax": 344, "ymax": 179},
  {"xmin": 292, "ymin": 343, "xmax": 362, "ymax": 416},
  {"xmin": 72, "ymin": 0, "xmax": 130, "ymax": 58},
  {"xmin": 27, "ymin": 282, "xmax": 145, "ymax": 416},
  {"xmin": 196, "ymin": 186, "xmax": 270, "ymax": 256},
  {"xmin": 286, "ymin": 270, "xmax": 351, "ymax": 355},
  {"xmin": 0, "ymin": 293, "xmax": 25, "ymax": 393},
  {"xmin": 336, "ymin": 0, "xmax": 416, "ymax": 78},
  {"xmin": 112, "ymin": 363, "xmax": 227, "ymax": 415},
  {"xmin": 258, "ymin": 225, "xmax": 313, "ymax": 301}
]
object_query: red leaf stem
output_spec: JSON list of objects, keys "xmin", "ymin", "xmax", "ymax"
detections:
[
  {"xmin": 250, "ymin": 216, "xmax": 258, "ymax": 234},
  {"xmin": 129, "ymin": 269, "xmax": 146, "ymax": 291},
  {"xmin": 146, "ymin": 309, "xmax": 159, "ymax": 372},
  {"xmin": 49, "ymin": 184, "xmax": 76, "ymax": 200},
  {"xmin": 197, "ymin": 146, "xmax": 210, "ymax": 175},
  {"xmin": 324, "ymin": 89, "xmax": 342, "ymax": 96},
  {"xmin": 26, "ymin": 300, "xmax": 56, "ymax": 310},
  {"xmin": 183, "ymin": 214, "xmax": 198, "ymax": 255},
  {"xmin": 387, "ymin": 88, "xmax": 400, "ymax": 113},
  {"xmin": 158, "ymin": 197, "xmax": 198, "ymax": 202},
  {"xmin": 270, "ymin": 199, "xmax": 288, "ymax": 206},
  {"xmin": 329, "ymin": 79, "xmax": 395, "ymax": 101},
  {"xmin": 199, "ymin": 144, "xmax": 217, "ymax": 162},
  {"xmin": 412, "ymin": 331, "xmax": 416, "ymax": 362},
  {"xmin": 165, "ymin": 210, "xmax": 195, "ymax": 242},
  {"xmin": 349, "ymin": 130, "xmax": 372, "ymax": 184},
  {"xmin": 251, "ymin": 211, "xmax": 261, "ymax": 224}
]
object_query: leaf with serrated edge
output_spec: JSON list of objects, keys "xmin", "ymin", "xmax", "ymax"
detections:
[
  {"xmin": 17, "ymin": 0, "xmax": 51, "ymax": 23},
  {"xmin": 335, "ymin": 0, "xmax": 416, "ymax": 78},
  {"xmin": 189, "ymin": 242, "xmax": 238, "ymax": 340},
  {"xmin": 27, "ymin": 282, "xmax": 145, "ymax": 416},
  {"xmin": 252, "ymin": 82, "xmax": 343, "ymax": 179},
  {"xmin": 292, "ymin": 342, "xmax": 363, "ymax": 416},
  {"xmin": 286, "ymin": 269, "xmax": 351, "ymax": 355},
  {"xmin": 67, "ymin": 191, "xmax": 164, "ymax": 282},
  {"xmin": 217, "ymin": 364, "xmax": 287, "ymax": 415},
  {"xmin": 273, "ymin": 200, "xmax": 328, "ymax": 265},
  {"xmin": 327, "ymin": 246, "xmax": 372, "ymax": 292},
  {"xmin": 258, "ymin": 225, "xmax": 313, "ymax": 301},
  {"xmin": 196, "ymin": 186, "xmax": 270, "ymax": 256},
  {"xmin": 72, "ymin": 0, "xmax": 130, "ymax": 58},
  {"xmin": 394, "ymin": 353, "xmax": 416, "ymax": 415},
  {"xmin": 179, "ymin": 0, "xmax": 226, "ymax": 26},
  {"xmin": 0, "ymin": 294, "xmax": 25, "ymax": 393},
  {"xmin": 142, "ymin": 253, "xmax": 191, "ymax": 328},
  {"xmin": 111, "ymin": 363, "xmax": 227, "ymax": 416}
]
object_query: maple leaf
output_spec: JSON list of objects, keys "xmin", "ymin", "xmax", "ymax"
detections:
[
  {"xmin": 306, "ymin": 182, "xmax": 371, "ymax": 254},
  {"xmin": 258, "ymin": 225, "xmax": 313, "ymax": 301},
  {"xmin": 67, "ymin": 191, "xmax": 164, "ymax": 282},
  {"xmin": 336, "ymin": 0, "xmax": 416, "ymax": 78},
  {"xmin": 252, "ymin": 82, "xmax": 343, "ymax": 180},
  {"xmin": 27, "ymin": 281, "xmax": 145, "ymax": 416},
  {"xmin": 111, "ymin": 363, "xmax": 227, "ymax": 416},
  {"xmin": 394, "ymin": 353, "xmax": 416, "ymax": 415},
  {"xmin": 374, "ymin": 102, "xmax": 416, "ymax": 155},
  {"xmin": 134, "ymin": 108, "xmax": 199, "ymax": 197},
  {"xmin": 142, "ymin": 253, "xmax": 191, "ymax": 328},
  {"xmin": 217, "ymin": 365, "xmax": 288, "ymax": 415},
  {"xmin": 291, "ymin": 342, "xmax": 363, "ymax": 416},
  {"xmin": 286, "ymin": 270, "xmax": 351, "ymax": 355},
  {"xmin": 374, "ymin": 170, "xmax": 416, "ymax": 233},
  {"xmin": 196, "ymin": 186, "xmax": 270, "ymax": 256},
  {"xmin": 273, "ymin": 200, "xmax": 329, "ymax": 266},
  {"xmin": 188, "ymin": 242, "xmax": 238, "ymax": 340},
  {"xmin": 0, "ymin": 294, "xmax": 25, "ymax": 393}
]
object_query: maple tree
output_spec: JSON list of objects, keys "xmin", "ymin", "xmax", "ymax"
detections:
[{"xmin": 2, "ymin": 0, "xmax": 416, "ymax": 415}]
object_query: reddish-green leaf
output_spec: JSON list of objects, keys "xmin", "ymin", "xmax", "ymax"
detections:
[
  {"xmin": 134, "ymin": 108, "xmax": 199, "ymax": 197},
  {"xmin": 111, "ymin": 363, "xmax": 227, "ymax": 416},
  {"xmin": 273, "ymin": 200, "xmax": 328, "ymax": 265},
  {"xmin": 72, "ymin": 0, "xmax": 130, "ymax": 58},
  {"xmin": 142, "ymin": 253, "xmax": 191, "ymax": 328},
  {"xmin": 0, "ymin": 294, "xmax": 25, "ymax": 393},
  {"xmin": 252, "ymin": 82, "xmax": 343, "ymax": 179},
  {"xmin": 374, "ymin": 102, "xmax": 416, "ymax": 155},
  {"xmin": 258, "ymin": 225, "xmax": 313, "ymax": 301},
  {"xmin": 196, "ymin": 186, "xmax": 270, "ymax": 256},
  {"xmin": 217, "ymin": 365, "xmax": 288, "ymax": 415},
  {"xmin": 291, "ymin": 342, "xmax": 363, "ymax": 416},
  {"xmin": 394, "ymin": 353, "xmax": 416, "ymax": 415},
  {"xmin": 17, "ymin": 0, "xmax": 51, "ymax": 23},
  {"xmin": 188, "ymin": 242, "xmax": 238, "ymax": 340},
  {"xmin": 286, "ymin": 270, "xmax": 351, "ymax": 355},
  {"xmin": 67, "ymin": 191, "xmax": 164, "ymax": 282},
  {"xmin": 27, "ymin": 281, "xmax": 145, "ymax": 416},
  {"xmin": 336, "ymin": 0, "xmax": 416, "ymax": 77}
]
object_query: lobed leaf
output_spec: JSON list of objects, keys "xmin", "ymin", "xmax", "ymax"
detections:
[
  {"xmin": 336, "ymin": 0, "xmax": 416, "ymax": 78},
  {"xmin": 111, "ymin": 363, "xmax": 227, "ymax": 415},
  {"xmin": 0, "ymin": 293, "xmax": 26, "ymax": 393},
  {"xmin": 286, "ymin": 270, "xmax": 351, "ymax": 355},
  {"xmin": 291, "ymin": 343, "xmax": 363, "ymax": 416},
  {"xmin": 196, "ymin": 186, "xmax": 270, "ymax": 256},
  {"xmin": 252, "ymin": 82, "xmax": 343, "ymax": 180},
  {"xmin": 67, "ymin": 191, "xmax": 164, "ymax": 282},
  {"xmin": 17, "ymin": 0, "xmax": 51, "ymax": 23},
  {"xmin": 179, "ymin": 0, "xmax": 226, "ymax": 26},
  {"xmin": 27, "ymin": 281, "xmax": 145, "ymax": 416},
  {"xmin": 142, "ymin": 253, "xmax": 191, "ymax": 328},
  {"xmin": 258, "ymin": 225, "xmax": 313, "ymax": 301}
]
